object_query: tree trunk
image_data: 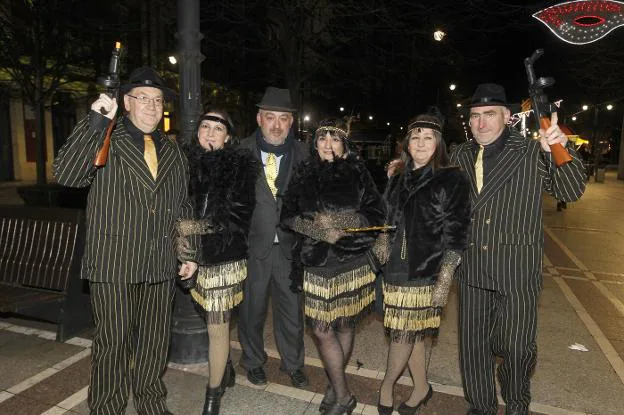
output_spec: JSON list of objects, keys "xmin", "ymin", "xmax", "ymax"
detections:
[{"xmin": 33, "ymin": 18, "xmax": 47, "ymax": 185}]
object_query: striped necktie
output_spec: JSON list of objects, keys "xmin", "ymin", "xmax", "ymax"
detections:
[
  {"xmin": 144, "ymin": 135, "xmax": 158, "ymax": 179},
  {"xmin": 475, "ymin": 144, "xmax": 484, "ymax": 193},
  {"xmin": 265, "ymin": 153, "xmax": 278, "ymax": 198}
]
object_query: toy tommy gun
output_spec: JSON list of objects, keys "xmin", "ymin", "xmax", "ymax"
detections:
[
  {"xmin": 94, "ymin": 41, "xmax": 122, "ymax": 167},
  {"xmin": 524, "ymin": 49, "xmax": 572, "ymax": 167}
]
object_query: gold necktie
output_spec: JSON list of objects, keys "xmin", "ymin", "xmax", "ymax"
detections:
[
  {"xmin": 265, "ymin": 153, "xmax": 278, "ymax": 198},
  {"xmin": 144, "ymin": 135, "xmax": 158, "ymax": 179},
  {"xmin": 475, "ymin": 145, "xmax": 484, "ymax": 193}
]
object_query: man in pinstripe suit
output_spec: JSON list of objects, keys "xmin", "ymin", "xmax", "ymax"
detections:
[
  {"xmin": 450, "ymin": 84, "xmax": 586, "ymax": 415},
  {"xmin": 53, "ymin": 66, "xmax": 197, "ymax": 415}
]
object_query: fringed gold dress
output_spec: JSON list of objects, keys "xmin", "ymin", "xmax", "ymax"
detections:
[
  {"xmin": 191, "ymin": 259, "xmax": 247, "ymax": 324},
  {"xmin": 303, "ymin": 255, "xmax": 376, "ymax": 331}
]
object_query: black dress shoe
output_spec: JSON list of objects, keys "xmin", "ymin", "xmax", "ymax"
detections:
[
  {"xmin": 322, "ymin": 395, "xmax": 357, "ymax": 415},
  {"xmin": 288, "ymin": 368, "xmax": 309, "ymax": 388},
  {"xmin": 220, "ymin": 359, "xmax": 236, "ymax": 390},
  {"xmin": 202, "ymin": 386, "xmax": 223, "ymax": 415},
  {"xmin": 246, "ymin": 367, "xmax": 267, "ymax": 385},
  {"xmin": 397, "ymin": 383, "xmax": 433, "ymax": 415}
]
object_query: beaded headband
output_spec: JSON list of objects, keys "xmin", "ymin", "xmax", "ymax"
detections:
[
  {"xmin": 200, "ymin": 115, "xmax": 231, "ymax": 133},
  {"xmin": 407, "ymin": 120, "xmax": 442, "ymax": 134},
  {"xmin": 315, "ymin": 126, "xmax": 349, "ymax": 138}
]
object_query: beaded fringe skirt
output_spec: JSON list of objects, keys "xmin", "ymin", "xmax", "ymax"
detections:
[
  {"xmin": 383, "ymin": 282, "xmax": 441, "ymax": 343},
  {"xmin": 303, "ymin": 263, "xmax": 375, "ymax": 331},
  {"xmin": 191, "ymin": 259, "xmax": 246, "ymax": 324}
]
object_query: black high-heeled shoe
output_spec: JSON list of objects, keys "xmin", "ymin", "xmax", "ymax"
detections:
[
  {"xmin": 397, "ymin": 384, "xmax": 433, "ymax": 415},
  {"xmin": 202, "ymin": 386, "xmax": 223, "ymax": 415},
  {"xmin": 319, "ymin": 385, "xmax": 336, "ymax": 412},
  {"xmin": 322, "ymin": 395, "xmax": 357, "ymax": 415},
  {"xmin": 377, "ymin": 399, "xmax": 394, "ymax": 415}
]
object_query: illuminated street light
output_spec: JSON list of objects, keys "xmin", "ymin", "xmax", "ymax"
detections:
[
  {"xmin": 433, "ymin": 30, "xmax": 446, "ymax": 41},
  {"xmin": 168, "ymin": 56, "xmax": 177, "ymax": 65},
  {"xmin": 400, "ymin": 127, "xmax": 403, "ymax": 130},
  {"xmin": 606, "ymin": 104, "xmax": 614, "ymax": 110},
  {"xmin": 339, "ymin": 107, "xmax": 345, "ymax": 112},
  {"xmin": 572, "ymin": 116, "xmax": 577, "ymax": 121},
  {"xmin": 449, "ymin": 84, "xmax": 456, "ymax": 91},
  {"xmin": 582, "ymin": 105, "xmax": 589, "ymax": 111},
  {"xmin": 386, "ymin": 122, "xmax": 391, "ymax": 126},
  {"xmin": 304, "ymin": 114, "xmax": 310, "ymax": 122},
  {"xmin": 456, "ymin": 103, "xmax": 462, "ymax": 108},
  {"xmin": 369, "ymin": 115, "xmax": 374, "ymax": 120}
]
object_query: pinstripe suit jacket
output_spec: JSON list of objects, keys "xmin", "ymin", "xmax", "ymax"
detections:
[
  {"xmin": 450, "ymin": 130, "xmax": 585, "ymax": 292},
  {"xmin": 53, "ymin": 114, "xmax": 194, "ymax": 283}
]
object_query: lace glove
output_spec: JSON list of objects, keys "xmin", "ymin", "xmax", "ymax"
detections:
[
  {"xmin": 315, "ymin": 211, "xmax": 362, "ymax": 229},
  {"xmin": 177, "ymin": 266, "xmax": 198, "ymax": 291},
  {"xmin": 371, "ymin": 233, "xmax": 391, "ymax": 265},
  {"xmin": 290, "ymin": 211, "xmax": 365, "ymax": 244},
  {"xmin": 175, "ymin": 218, "xmax": 217, "ymax": 237},
  {"xmin": 431, "ymin": 250, "xmax": 462, "ymax": 307},
  {"xmin": 176, "ymin": 236, "xmax": 197, "ymax": 263}
]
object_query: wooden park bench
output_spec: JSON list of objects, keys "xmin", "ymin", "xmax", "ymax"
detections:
[{"xmin": 0, "ymin": 205, "xmax": 92, "ymax": 341}]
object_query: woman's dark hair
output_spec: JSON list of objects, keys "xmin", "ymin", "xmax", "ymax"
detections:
[
  {"xmin": 313, "ymin": 117, "xmax": 352, "ymax": 158},
  {"xmin": 401, "ymin": 112, "xmax": 449, "ymax": 170},
  {"xmin": 183, "ymin": 108, "xmax": 238, "ymax": 166}
]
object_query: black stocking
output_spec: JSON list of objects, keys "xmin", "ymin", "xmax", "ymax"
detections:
[
  {"xmin": 323, "ymin": 326, "xmax": 355, "ymax": 403},
  {"xmin": 313, "ymin": 327, "xmax": 351, "ymax": 404},
  {"xmin": 207, "ymin": 322, "xmax": 230, "ymax": 388}
]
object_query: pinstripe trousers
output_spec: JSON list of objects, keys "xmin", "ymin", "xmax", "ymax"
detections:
[
  {"xmin": 88, "ymin": 280, "xmax": 175, "ymax": 415},
  {"xmin": 458, "ymin": 282, "xmax": 539, "ymax": 414}
]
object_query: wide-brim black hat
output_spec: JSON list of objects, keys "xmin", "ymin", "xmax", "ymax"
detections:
[
  {"xmin": 468, "ymin": 83, "xmax": 518, "ymax": 111},
  {"xmin": 120, "ymin": 66, "xmax": 176, "ymax": 100},
  {"xmin": 256, "ymin": 86, "xmax": 297, "ymax": 112}
]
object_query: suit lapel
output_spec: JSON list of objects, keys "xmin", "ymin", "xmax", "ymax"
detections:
[
  {"xmin": 113, "ymin": 127, "xmax": 156, "ymax": 191},
  {"xmin": 154, "ymin": 136, "xmax": 176, "ymax": 191},
  {"xmin": 457, "ymin": 145, "xmax": 479, "ymax": 201},
  {"xmin": 250, "ymin": 139, "xmax": 274, "ymax": 199},
  {"xmin": 472, "ymin": 132, "xmax": 528, "ymax": 211}
]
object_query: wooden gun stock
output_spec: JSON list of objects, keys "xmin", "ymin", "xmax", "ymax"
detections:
[
  {"xmin": 94, "ymin": 119, "xmax": 116, "ymax": 167},
  {"xmin": 539, "ymin": 117, "xmax": 572, "ymax": 167}
]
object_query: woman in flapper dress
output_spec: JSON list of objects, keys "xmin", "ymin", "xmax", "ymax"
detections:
[
  {"xmin": 374, "ymin": 111, "xmax": 470, "ymax": 415},
  {"xmin": 176, "ymin": 109, "xmax": 260, "ymax": 415},
  {"xmin": 281, "ymin": 118, "xmax": 385, "ymax": 415}
]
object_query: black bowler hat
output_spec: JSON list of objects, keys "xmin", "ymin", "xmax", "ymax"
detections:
[
  {"xmin": 468, "ymin": 83, "xmax": 514, "ymax": 108},
  {"xmin": 120, "ymin": 66, "xmax": 176, "ymax": 99},
  {"xmin": 256, "ymin": 87, "xmax": 297, "ymax": 112}
]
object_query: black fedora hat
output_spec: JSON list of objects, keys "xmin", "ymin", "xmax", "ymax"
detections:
[
  {"xmin": 468, "ymin": 83, "xmax": 515, "ymax": 109},
  {"xmin": 256, "ymin": 87, "xmax": 297, "ymax": 112},
  {"xmin": 120, "ymin": 66, "xmax": 176, "ymax": 100}
]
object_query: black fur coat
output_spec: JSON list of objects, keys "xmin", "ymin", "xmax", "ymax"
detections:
[
  {"xmin": 281, "ymin": 155, "xmax": 385, "ymax": 268},
  {"xmin": 188, "ymin": 147, "xmax": 261, "ymax": 265},
  {"xmin": 383, "ymin": 166, "xmax": 471, "ymax": 285}
]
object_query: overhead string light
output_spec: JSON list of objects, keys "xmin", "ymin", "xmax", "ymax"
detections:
[{"xmin": 533, "ymin": 0, "xmax": 624, "ymax": 44}]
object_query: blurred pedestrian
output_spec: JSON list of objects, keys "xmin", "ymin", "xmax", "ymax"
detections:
[
  {"xmin": 281, "ymin": 118, "xmax": 385, "ymax": 415},
  {"xmin": 176, "ymin": 109, "xmax": 260, "ymax": 415}
]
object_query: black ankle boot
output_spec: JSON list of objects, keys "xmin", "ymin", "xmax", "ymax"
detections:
[
  {"xmin": 220, "ymin": 359, "xmax": 236, "ymax": 390},
  {"xmin": 202, "ymin": 387, "xmax": 223, "ymax": 415}
]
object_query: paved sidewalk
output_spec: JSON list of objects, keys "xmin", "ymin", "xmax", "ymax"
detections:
[{"xmin": 1, "ymin": 172, "xmax": 624, "ymax": 414}]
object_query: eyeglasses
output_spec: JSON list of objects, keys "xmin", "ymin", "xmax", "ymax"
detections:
[
  {"xmin": 469, "ymin": 112, "xmax": 498, "ymax": 121},
  {"xmin": 127, "ymin": 94, "xmax": 164, "ymax": 106}
]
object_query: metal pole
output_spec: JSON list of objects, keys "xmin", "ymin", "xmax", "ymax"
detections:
[
  {"xmin": 618, "ymin": 112, "xmax": 624, "ymax": 180},
  {"xmin": 177, "ymin": 0, "xmax": 204, "ymax": 147},
  {"xmin": 169, "ymin": 0, "xmax": 208, "ymax": 364}
]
